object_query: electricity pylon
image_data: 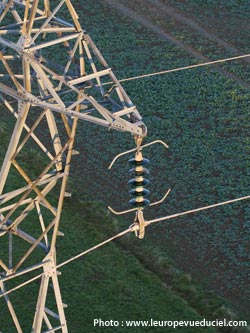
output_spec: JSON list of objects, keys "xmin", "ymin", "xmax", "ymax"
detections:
[{"xmin": 0, "ymin": 1, "xmax": 146, "ymax": 332}]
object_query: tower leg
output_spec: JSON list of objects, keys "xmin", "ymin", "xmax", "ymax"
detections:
[{"xmin": 32, "ymin": 258, "xmax": 68, "ymax": 333}]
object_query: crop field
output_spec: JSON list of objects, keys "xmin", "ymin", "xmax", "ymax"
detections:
[
  {"xmin": 72, "ymin": 0, "xmax": 250, "ymax": 320},
  {"xmin": 0, "ymin": 0, "xmax": 250, "ymax": 332}
]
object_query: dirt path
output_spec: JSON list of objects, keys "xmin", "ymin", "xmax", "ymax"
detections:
[
  {"xmin": 146, "ymin": 0, "xmax": 250, "ymax": 64},
  {"xmin": 103, "ymin": 0, "xmax": 250, "ymax": 89}
]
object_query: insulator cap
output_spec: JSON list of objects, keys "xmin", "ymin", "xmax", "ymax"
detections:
[
  {"xmin": 129, "ymin": 198, "xmax": 150, "ymax": 208},
  {"xmin": 128, "ymin": 158, "xmax": 149, "ymax": 167},
  {"xmin": 129, "ymin": 166, "xmax": 150, "ymax": 176},
  {"xmin": 129, "ymin": 188, "xmax": 150, "ymax": 197}
]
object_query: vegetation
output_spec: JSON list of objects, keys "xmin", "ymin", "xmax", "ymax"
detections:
[
  {"xmin": 0, "ymin": 112, "xmax": 246, "ymax": 332},
  {"xmin": 71, "ymin": 0, "xmax": 250, "ymax": 320},
  {"xmin": 0, "ymin": 116, "xmax": 217, "ymax": 333}
]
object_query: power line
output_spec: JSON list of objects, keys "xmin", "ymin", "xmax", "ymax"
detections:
[
  {"xmin": 57, "ymin": 226, "xmax": 134, "ymax": 269},
  {"xmin": 45, "ymin": 194, "xmax": 250, "ymax": 270},
  {"xmin": 1, "ymin": 193, "xmax": 250, "ymax": 299},
  {"xmin": 145, "ymin": 194, "xmax": 250, "ymax": 226},
  {"xmin": 0, "ymin": 226, "xmax": 135, "ymax": 299},
  {"xmin": 116, "ymin": 53, "xmax": 250, "ymax": 83}
]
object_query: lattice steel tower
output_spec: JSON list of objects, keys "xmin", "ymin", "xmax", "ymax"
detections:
[{"xmin": 0, "ymin": 1, "xmax": 146, "ymax": 332}]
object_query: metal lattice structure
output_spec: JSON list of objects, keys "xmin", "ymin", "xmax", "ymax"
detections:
[{"xmin": 0, "ymin": 1, "xmax": 147, "ymax": 332}]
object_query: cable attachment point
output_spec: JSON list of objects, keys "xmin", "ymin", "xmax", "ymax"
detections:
[
  {"xmin": 134, "ymin": 134, "xmax": 143, "ymax": 154},
  {"xmin": 133, "ymin": 209, "xmax": 146, "ymax": 239}
]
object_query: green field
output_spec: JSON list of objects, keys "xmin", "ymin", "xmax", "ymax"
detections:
[
  {"xmin": 1, "ymin": 0, "xmax": 250, "ymax": 332},
  {"xmin": 72, "ymin": 0, "xmax": 250, "ymax": 320}
]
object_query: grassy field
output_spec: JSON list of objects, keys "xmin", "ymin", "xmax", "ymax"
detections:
[{"xmin": 1, "ymin": 0, "xmax": 250, "ymax": 332}]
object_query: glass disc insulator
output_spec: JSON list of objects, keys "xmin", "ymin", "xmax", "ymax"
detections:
[
  {"xmin": 129, "ymin": 188, "xmax": 150, "ymax": 197},
  {"xmin": 129, "ymin": 166, "xmax": 150, "ymax": 176},
  {"xmin": 128, "ymin": 158, "xmax": 149, "ymax": 167},
  {"xmin": 129, "ymin": 198, "xmax": 150, "ymax": 208},
  {"xmin": 129, "ymin": 178, "xmax": 150, "ymax": 187}
]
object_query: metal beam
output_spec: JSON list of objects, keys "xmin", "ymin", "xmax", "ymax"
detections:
[{"xmin": 0, "ymin": 1, "xmax": 146, "ymax": 332}]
